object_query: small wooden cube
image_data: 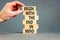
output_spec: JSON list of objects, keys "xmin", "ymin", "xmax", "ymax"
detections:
[
  {"xmin": 25, "ymin": 15, "xmax": 39, "ymax": 20},
  {"xmin": 23, "ymin": 11, "xmax": 37, "ymax": 15},
  {"xmin": 22, "ymin": 6, "xmax": 36, "ymax": 11},
  {"xmin": 24, "ymin": 24, "xmax": 39, "ymax": 29},
  {"xmin": 23, "ymin": 29, "xmax": 37, "ymax": 34},
  {"xmin": 23, "ymin": 20, "xmax": 37, "ymax": 24}
]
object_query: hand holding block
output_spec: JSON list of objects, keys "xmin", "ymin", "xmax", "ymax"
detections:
[
  {"xmin": 23, "ymin": 20, "xmax": 37, "ymax": 24},
  {"xmin": 24, "ymin": 24, "xmax": 39, "ymax": 29},
  {"xmin": 23, "ymin": 29, "xmax": 37, "ymax": 34},
  {"xmin": 25, "ymin": 15, "xmax": 39, "ymax": 20},
  {"xmin": 22, "ymin": 6, "xmax": 36, "ymax": 11}
]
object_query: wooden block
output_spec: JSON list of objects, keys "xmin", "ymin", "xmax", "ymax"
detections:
[
  {"xmin": 24, "ymin": 24, "xmax": 39, "ymax": 29},
  {"xmin": 23, "ymin": 20, "xmax": 37, "ymax": 24},
  {"xmin": 25, "ymin": 15, "xmax": 39, "ymax": 20},
  {"xmin": 23, "ymin": 29, "xmax": 37, "ymax": 34},
  {"xmin": 22, "ymin": 6, "xmax": 36, "ymax": 11},
  {"xmin": 23, "ymin": 11, "xmax": 37, "ymax": 15}
]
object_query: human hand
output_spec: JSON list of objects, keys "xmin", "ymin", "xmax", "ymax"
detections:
[{"xmin": 0, "ymin": 1, "xmax": 24, "ymax": 22}]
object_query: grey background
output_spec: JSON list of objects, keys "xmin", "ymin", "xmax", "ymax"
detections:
[{"xmin": 0, "ymin": 0, "xmax": 60, "ymax": 33}]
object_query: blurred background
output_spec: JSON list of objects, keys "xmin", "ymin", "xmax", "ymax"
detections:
[{"xmin": 0, "ymin": 0, "xmax": 60, "ymax": 33}]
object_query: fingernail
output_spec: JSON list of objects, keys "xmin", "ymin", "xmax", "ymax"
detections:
[{"xmin": 20, "ymin": 10, "xmax": 23, "ymax": 13}]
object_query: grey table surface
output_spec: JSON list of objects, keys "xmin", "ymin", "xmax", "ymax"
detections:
[{"xmin": 0, "ymin": 33, "xmax": 60, "ymax": 40}]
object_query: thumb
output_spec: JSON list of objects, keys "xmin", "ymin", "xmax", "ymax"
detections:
[
  {"xmin": 18, "ymin": 10, "xmax": 23, "ymax": 14},
  {"xmin": 10, "ymin": 10, "xmax": 23, "ymax": 17}
]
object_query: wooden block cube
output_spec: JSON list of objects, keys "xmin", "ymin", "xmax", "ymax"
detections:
[
  {"xmin": 23, "ymin": 20, "xmax": 37, "ymax": 24},
  {"xmin": 25, "ymin": 15, "xmax": 39, "ymax": 20},
  {"xmin": 23, "ymin": 29, "xmax": 37, "ymax": 34},
  {"xmin": 23, "ymin": 11, "xmax": 37, "ymax": 15},
  {"xmin": 24, "ymin": 24, "xmax": 39, "ymax": 29},
  {"xmin": 22, "ymin": 6, "xmax": 36, "ymax": 11}
]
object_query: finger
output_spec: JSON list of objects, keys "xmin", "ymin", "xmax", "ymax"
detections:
[
  {"xmin": 18, "ymin": 10, "xmax": 23, "ymax": 14},
  {"xmin": 8, "ymin": 2, "xmax": 16, "ymax": 6},
  {"xmin": 20, "ymin": 10, "xmax": 23, "ymax": 13},
  {"xmin": 16, "ymin": 10, "xmax": 23, "ymax": 15},
  {"xmin": 13, "ymin": 1, "xmax": 25, "ymax": 6},
  {"xmin": 9, "ymin": 1, "xmax": 25, "ymax": 6},
  {"xmin": 9, "ymin": 1, "xmax": 25, "ymax": 11},
  {"xmin": 10, "ymin": 10, "xmax": 22, "ymax": 17},
  {"xmin": 12, "ymin": 10, "xmax": 23, "ymax": 17}
]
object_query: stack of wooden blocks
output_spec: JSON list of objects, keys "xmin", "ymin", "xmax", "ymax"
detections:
[{"xmin": 22, "ymin": 6, "xmax": 39, "ymax": 34}]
